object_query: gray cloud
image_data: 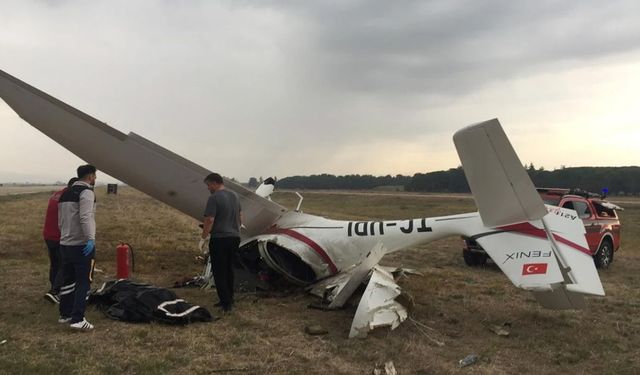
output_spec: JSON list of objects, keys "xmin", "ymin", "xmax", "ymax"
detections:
[
  {"xmin": 271, "ymin": 0, "xmax": 640, "ymax": 96},
  {"xmin": 1, "ymin": 1, "xmax": 639, "ymax": 182}
]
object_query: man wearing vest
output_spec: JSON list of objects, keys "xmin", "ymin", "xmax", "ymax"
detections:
[
  {"xmin": 43, "ymin": 177, "xmax": 78, "ymax": 304},
  {"xmin": 202, "ymin": 172, "xmax": 242, "ymax": 313},
  {"xmin": 58, "ymin": 164, "xmax": 98, "ymax": 330}
]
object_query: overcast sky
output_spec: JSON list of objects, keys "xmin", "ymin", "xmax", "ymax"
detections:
[{"xmin": 1, "ymin": 0, "xmax": 639, "ymax": 183}]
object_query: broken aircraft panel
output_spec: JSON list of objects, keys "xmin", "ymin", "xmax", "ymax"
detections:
[{"xmin": 349, "ymin": 266, "xmax": 408, "ymax": 339}]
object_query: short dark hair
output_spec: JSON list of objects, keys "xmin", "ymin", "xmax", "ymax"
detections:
[
  {"xmin": 204, "ymin": 172, "xmax": 223, "ymax": 184},
  {"xmin": 67, "ymin": 177, "xmax": 79, "ymax": 188},
  {"xmin": 77, "ymin": 164, "xmax": 97, "ymax": 179}
]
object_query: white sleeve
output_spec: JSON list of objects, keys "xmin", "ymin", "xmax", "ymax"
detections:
[{"xmin": 78, "ymin": 189, "xmax": 96, "ymax": 241}]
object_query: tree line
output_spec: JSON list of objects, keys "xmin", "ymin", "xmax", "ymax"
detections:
[
  {"xmin": 276, "ymin": 174, "xmax": 411, "ymax": 190},
  {"xmin": 273, "ymin": 166, "xmax": 640, "ymax": 195}
]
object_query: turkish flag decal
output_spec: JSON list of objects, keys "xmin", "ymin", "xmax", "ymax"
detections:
[{"xmin": 522, "ymin": 263, "xmax": 548, "ymax": 275}]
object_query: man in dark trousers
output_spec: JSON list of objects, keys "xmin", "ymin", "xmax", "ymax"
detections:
[
  {"xmin": 202, "ymin": 172, "xmax": 242, "ymax": 312},
  {"xmin": 43, "ymin": 177, "xmax": 78, "ymax": 304},
  {"xmin": 58, "ymin": 165, "xmax": 97, "ymax": 330}
]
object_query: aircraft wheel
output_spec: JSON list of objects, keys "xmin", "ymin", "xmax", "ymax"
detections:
[
  {"xmin": 463, "ymin": 250, "xmax": 487, "ymax": 267},
  {"xmin": 594, "ymin": 240, "xmax": 613, "ymax": 269}
]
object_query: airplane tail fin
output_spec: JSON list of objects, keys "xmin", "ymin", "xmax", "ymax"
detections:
[
  {"xmin": 453, "ymin": 118, "xmax": 548, "ymax": 227},
  {"xmin": 455, "ymin": 119, "xmax": 604, "ymax": 309}
]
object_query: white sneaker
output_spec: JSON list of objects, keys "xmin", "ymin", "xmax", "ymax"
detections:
[
  {"xmin": 45, "ymin": 293, "xmax": 60, "ymax": 304},
  {"xmin": 58, "ymin": 316, "xmax": 72, "ymax": 324},
  {"xmin": 69, "ymin": 319, "xmax": 94, "ymax": 330}
]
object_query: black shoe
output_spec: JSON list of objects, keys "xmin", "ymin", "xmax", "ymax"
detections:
[
  {"xmin": 44, "ymin": 293, "xmax": 60, "ymax": 304},
  {"xmin": 222, "ymin": 305, "xmax": 233, "ymax": 313},
  {"xmin": 215, "ymin": 299, "xmax": 233, "ymax": 307}
]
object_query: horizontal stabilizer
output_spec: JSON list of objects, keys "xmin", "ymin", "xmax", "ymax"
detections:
[
  {"xmin": 532, "ymin": 289, "xmax": 587, "ymax": 310},
  {"xmin": 453, "ymin": 119, "xmax": 547, "ymax": 227},
  {"xmin": 472, "ymin": 205, "xmax": 604, "ymax": 309},
  {"xmin": 475, "ymin": 223, "xmax": 565, "ymax": 290}
]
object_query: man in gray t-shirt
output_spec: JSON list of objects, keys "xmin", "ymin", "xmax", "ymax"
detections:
[
  {"xmin": 204, "ymin": 190, "xmax": 241, "ymax": 238},
  {"xmin": 201, "ymin": 172, "xmax": 242, "ymax": 312}
]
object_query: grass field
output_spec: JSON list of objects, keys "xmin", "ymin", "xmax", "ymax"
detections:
[
  {"xmin": 0, "ymin": 187, "xmax": 639, "ymax": 374},
  {"xmin": 0, "ymin": 185, "xmax": 64, "ymax": 196}
]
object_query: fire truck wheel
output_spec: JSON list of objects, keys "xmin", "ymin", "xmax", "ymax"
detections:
[{"xmin": 594, "ymin": 240, "xmax": 613, "ymax": 269}]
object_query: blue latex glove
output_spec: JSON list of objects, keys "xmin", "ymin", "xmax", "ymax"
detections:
[{"xmin": 83, "ymin": 240, "xmax": 95, "ymax": 256}]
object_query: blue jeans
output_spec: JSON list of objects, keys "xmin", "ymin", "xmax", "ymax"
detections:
[{"xmin": 58, "ymin": 245, "xmax": 95, "ymax": 323}]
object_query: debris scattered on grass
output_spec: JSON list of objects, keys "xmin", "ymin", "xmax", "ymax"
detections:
[
  {"xmin": 484, "ymin": 321, "xmax": 511, "ymax": 337},
  {"xmin": 307, "ymin": 301, "xmax": 337, "ymax": 311},
  {"xmin": 0, "ymin": 339, "xmax": 7, "ymax": 345},
  {"xmin": 409, "ymin": 317, "xmax": 445, "ymax": 347},
  {"xmin": 488, "ymin": 324, "xmax": 510, "ymax": 337},
  {"xmin": 173, "ymin": 276, "xmax": 206, "ymax": 288},
  {"xmin": 373, "ymin": 361, "xmax": 397, "ymax": 375},
  {"xmin": 304, "ymin": 325, "xmax": 329, "ymax": 335},
  {"xmin": 396, "ymin": 291, "xmax": 416, "ymax": 312},
  {"xmin": 458, "ymin": 354, "xmax": 479, "ymax": 368},
  {"xmin": 349, "ymin": 266, "xmax": 408, "ymax": 338},
  {"xmin": 209, "ymin": 368, "xmax": 254, "ymax": 373}
]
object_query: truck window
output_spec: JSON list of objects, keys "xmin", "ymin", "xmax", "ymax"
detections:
[
  {"xmin": 542, "ymin": 196, "xmax": 562, "ymax": 206},
  {"xmin": 593, "ymin": 202, "xmax": 616, "ymax": 218},
  {"xmin": 561, "ymin": 201, "xmax": 574, "ymax": 210},
  {"xmin": 563, "ymin": 201, "xmax": 591, "ymax": 219}
]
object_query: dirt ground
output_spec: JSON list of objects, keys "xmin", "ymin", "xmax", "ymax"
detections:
[{"xmin": 0, "ymin": 187, "xmax": 638, "ymax": 374}]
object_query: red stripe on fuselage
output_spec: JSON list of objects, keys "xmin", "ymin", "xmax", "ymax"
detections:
[
  {"xmin": 497, "ymin": 222, "xmax": 591, "ymax": 255},
  {"xmin": 270, "ymin": 228, "xmax": 338, "ymax": 275}
]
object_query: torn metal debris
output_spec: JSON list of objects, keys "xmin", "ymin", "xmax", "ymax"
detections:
[
  {"xmin": 349, "ymin": 266, "xmax": 408, "ymax": 339},
  {"xmin": 309, "ymin": 242, "xmax": 387, "ymax": 309},
  {"xmin": 373, "ymin": 361, "xmax": 397, "ymax": 375}
]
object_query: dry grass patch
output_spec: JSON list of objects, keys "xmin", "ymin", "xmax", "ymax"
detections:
[{"xmin": 0, "ymin": 188, "xmax": 639, "ymax": 374}]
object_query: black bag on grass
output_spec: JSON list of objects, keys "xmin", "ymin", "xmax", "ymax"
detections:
[{"xmin": 89, "ymin": 280, "xmax": 213, "ymax": 324}]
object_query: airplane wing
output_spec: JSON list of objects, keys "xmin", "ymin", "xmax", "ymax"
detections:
[{"xmin": 0, "ymin": 69, "xmax": 287, "ymax": 237}]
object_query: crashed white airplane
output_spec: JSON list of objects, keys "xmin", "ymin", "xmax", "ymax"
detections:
[{"xmin": 0, "ymin": 70, "xmax": 605, "ymax": 338}]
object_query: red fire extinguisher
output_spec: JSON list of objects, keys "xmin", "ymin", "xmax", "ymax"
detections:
[{"xmin": 116, "ymin": 242, "xmax": 135, "ymax": 279}]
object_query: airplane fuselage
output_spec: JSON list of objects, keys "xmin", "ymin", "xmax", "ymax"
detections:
[{"xmin": 239, "ymin": 210, "xmax": 487, "ymax": 285}]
